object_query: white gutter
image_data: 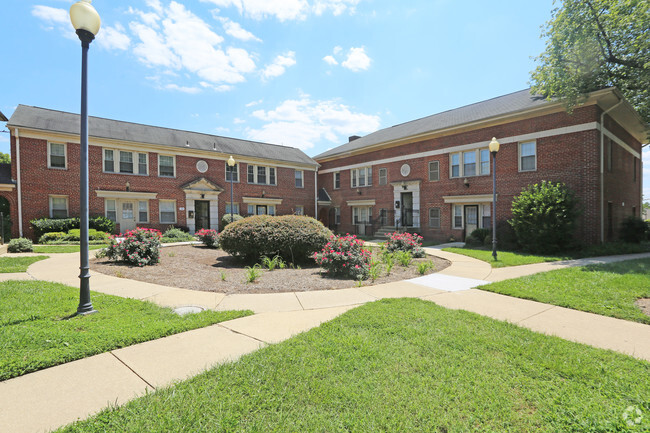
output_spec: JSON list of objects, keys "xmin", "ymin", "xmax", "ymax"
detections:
[
  {"xmin": 314, "ymin": 171, "xmax": 318, "ymax": 218},
  {"xmin": 14, "ymin": 128, "xmax": 23, "ymax": 237},
  {"xmin": 600, "ymin": 99, "xmax": 623, "ymax": 242}
]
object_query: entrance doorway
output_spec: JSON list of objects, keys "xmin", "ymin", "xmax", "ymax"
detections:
[
  {"xmin": 195, "ymin": 200, "xmax": 211, "ymax": 231},
  {"xmin": 256, "ymin": 205, "xmax": 268, "ymax": 215},
  {"xmin": 120, "ymin": 201, "xmax": 136, "ymax": 232},
  {"xmin": 400, "ymin": 192, "xmax": 413, "ymax": 227},
  {"xmin": 464, "ymin": 205, "xmax": 478, "ymax": 239}
]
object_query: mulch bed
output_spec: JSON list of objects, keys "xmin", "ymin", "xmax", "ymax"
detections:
[{"xmin": 91, "ymin": 245, "xmax": 450, "ymax": 294}]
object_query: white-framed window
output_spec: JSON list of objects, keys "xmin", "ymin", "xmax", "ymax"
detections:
[
  {"xmin": 159, "ymin": 200, "xmax": 177, "ymax": 223},
  {"xmin": 519, "ymin": 141, "xmax": 536, "ymax": 172},
  {"xmin": 247, "ymin": 204, "xmax": 276, "ymax": 215},
  {"xmin": 333, "ymin": 172, "xmax": 340, "ymax": 189},
  {"xmin": 158, "ymin": 155, "xmax": 176, "ymax": 177},
  {"xmin": 138, "ymin": 200, "xmax": 149, "ymax": 223},
  {"xmin": 428, "ymin": 161, "xmax": 440, "ymax": 181},
  {"xmin": 225, "ymin": 203, "xmax": 240, "ymax": 214},
  {"xmin": 450, "ymin": 148, "xmax": 491, "ymax": 178},
  {"xmin": 295, "ymin": 170, "xmax": 304, "ymax": 188},
  {"xmin": 378, "ymin": 168, "xmax": 388, "ymax": 185},
  {"xmin": 103, "ymin": 149, "xmax": 147, "ymax": 175},
  {"xmin": 453, "ymin": 205, "xmax": 463, "ymax": 229},
  {"xmin": 482, "ymin": 204, "xmax": 491, "ymax": 229},
  {"xmin": 295, "ymin": 205, "xmax": 304, "ymax": 215},
  {"xmin": 334, "ymin": 207, "xmax": 341, "ymax": 224},
  {"xmin": 351, "ymin": 167, "xmax": 372, "ymax": 188},
  {"xmin": 49, "ymin": 195, "xmax": 68, "ymax": 218},
  {"xmin": 105, "ymin": 199, "xmax": 117, "ymax": 222},
  {"xmin": 48, "ymin": 143, "xmax": 67, "ymax": 169},
  {"xmin": 247, "ymin": 165, "xmax": 277, "ymax": 185},
  {"xmin": 352, "ymin": 206, "xmax": 372, "ymax": 224},
  {"xmin": 225, "ymin": 162, "xmax": 239, "ymax": 182},
  {"xmin": 429, "ymin": 207, "xmax": 441, "ymax": 228}
]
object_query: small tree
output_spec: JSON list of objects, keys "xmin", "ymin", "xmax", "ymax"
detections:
[{"xmin": 509, "ymin": 181, "xmax": 579, "ymax": 253}]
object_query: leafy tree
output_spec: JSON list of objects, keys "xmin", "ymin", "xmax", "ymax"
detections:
[
  {"xmin": 0, "ymin": 152, "xmax": 10, "ymax": 164},
  {"xmin": 530, "ymin": 0, "xmax": 650, "ymax": 125},
  {"xmin": 509, "ymin": 181, "xmax": 580, "ymax": 253}
]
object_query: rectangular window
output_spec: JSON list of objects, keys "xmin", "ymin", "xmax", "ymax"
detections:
[
  {"xmin": 428, "ymin": 161, "xmax": 439, "ymax": 181},
  {"xmin": 257, "ymin": 166, "xmax": 267, "ymax": 185},
  {"xmin": 295, "ymin": 205, "xmax": 304, "ymax": 215},
  {"xmin": 453, "ymin": 205, "xmax": 463, "ymax": 229},
  {"xmin": 334, "ymin": 207, "xmax": 341, "ymax": 225},
  {"xmin": 268, "ymin": 205, "xmax": 276, "ymax": 216},
  {"xmin": 295, "ymin": 170, "xmax": 304, "ymax": 188},
  {"xmin": 225, "ymin": 162, "xmax": 239, "ymax": 182},
  {"xmin": 352, "ymin": 206, "xmax": 372, "ymax": 224},
  {"xmin": 269, "ymin": 167, "xmax": 276, "ymax": 185},
  {"xmin": 105, "ymin": 199, "xmax": 117, "ymax": 222},
  {"xmin": 482, "ymin": 204, "xmax": 491, "ymax": 229},
  {"xmin": 159, "ymin": 200, "xmax": 176, "ymax": 223},
  {"xmin": 120, "ymin": 151, "xmax": 134, "ymax": 174},
  {"xmin": 429, "ymin": 208, "xmax": 441, "ymax": 228},
  {"xmin": 378, "ymin": 168, "xmax": 387, "ymax": 185},
  {"xmin": 247, "ymin": 165, "xmax": 277, "ymax": 185},
  {"xmin": 247, "ymin": 204, "xmax": 254, "ymax": 215},
  {"xmin": 480, "ymin": 149, "xmax": 490, "ymax": 175},
  {"xmin": 159, "ymin": 155, "xmax": 175, "ymax": 177},
  {"xmin": 49, "ymin": 196, "xmax": 68, "ymax": 218},
  {"xmin": 225, "ymin": 203, "xmax": 239, "ymax": 214},
  {"xmin": 104, "ymin": 149, "xmax": 114, "ymax": 172},
  {"xmin": 351, "ymin": 167, "xmax": 372, "ymax": 188},
  {"xmin": 334, "ymin": 172, "xmax": 340, "ymax": 189},
  {"xmin": 248, "ymin": 165, "xmax": 255, "ymax": 183},
  {"xmin": 138, "ymin": 153, "xmax": 148, "ymax": 175},
  {"xmin": 451, "ymin": 153, "xmax": 460, "ymax": 178},
  {"xmin": 138, "ymin": 201, "xmax": 148, "ymax": 223},
  {"xmin": 463, "ymin": 151, "xmax": 476, "ymax": 177},
  {"xmin": 519, "ymin": 141, "xmax": 536, "ymax": 172},
  {"xmin": 49, "ymin": 143, "xmax": 66, "ymax": 169}
]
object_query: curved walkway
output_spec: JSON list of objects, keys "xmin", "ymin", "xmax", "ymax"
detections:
[{"xmin": 2, "ymin": 248, "xmax": 650, "ymax": 433}]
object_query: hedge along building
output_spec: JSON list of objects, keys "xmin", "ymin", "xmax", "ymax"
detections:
[
  {"xmin": 314, "ymin": 88, "xmax": 647, "ymax": 245},
  {"xmin": 4, "ymin": 105, "xmax": 318, "ymax": 239}
]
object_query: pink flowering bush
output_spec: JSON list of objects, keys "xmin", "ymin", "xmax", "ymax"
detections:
[
  {"xmin": 105, "ymin": 227, "xmax": 162, "ymax": 267},
  {"xmin": 385, "ymin": 232, "xmax": 425, "ymax": 258},
  {"xmin": 314, "ymin": 234, "xmax": 371, "ymax": 280},
  {"xmin": 195, "ymin": 228, "xmax": 219, "ymax": 248}
]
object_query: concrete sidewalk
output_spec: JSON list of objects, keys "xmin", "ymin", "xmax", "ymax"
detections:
[{"xmin": 1, "ymin": 248, "xmax": 649, "ymax": 433}]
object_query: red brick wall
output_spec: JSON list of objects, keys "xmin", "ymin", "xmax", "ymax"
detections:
[{"xmin": 12, "ymin": 136, "xmax": 315, "ymax": 239}]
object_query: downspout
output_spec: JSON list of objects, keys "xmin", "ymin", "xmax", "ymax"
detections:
[
  {"xmin": 14, "ymin": 128, "xmax": 23, "ymax": 237},
  {"xmin": 314, "ymin": 170, "xmax": 318, "ymax": 218},
  {"xmin": 600, "ymin": 98, "xmax": 623, "ymax": 243}
]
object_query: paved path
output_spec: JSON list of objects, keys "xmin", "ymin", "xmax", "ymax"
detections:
[{"xmin": 1, "ymin": 248, "xmax": 649, "ymax": 433}]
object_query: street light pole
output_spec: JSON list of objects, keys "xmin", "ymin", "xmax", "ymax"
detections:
[
  {"xmin": 489, "ymin": 137, "xmax": 500, "ymax": 262},
  {"xmin": 70, "ymin": 0, "xmax": 101, "ymax": 314},
  {"xmin": 227, "ymin": 156, "xmax": 236, "ymax": 223}
]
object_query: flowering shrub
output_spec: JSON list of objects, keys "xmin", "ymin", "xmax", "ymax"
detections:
[
  {"xmin": 385, "ymin": 232, "xmax": 425, "ymax": 257},
  {"xmin": 314, "ymin": 234, "xmax": 371, "ymax": 280},
  {"xmin": 105, "ymin": 228, "xmax": 162, "ymax": 267},
  {"xmin": 195, "ymin": 228, "xmax": 219, "ymax": 248}
]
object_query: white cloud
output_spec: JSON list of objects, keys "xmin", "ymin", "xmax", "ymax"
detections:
[
  {"xmin": 262, "ymin": 51, "xmax": 296, "ymax": 80},
  {"xmin": 323, "ymin": 55, "xmax": 338, "ymax": 66},
  {"xmin": 96, "ymin": 23, "xmax": 131, "ymax": 51},
  {"xmin": 246, "ymin": 95, "xmax": 380, "ymax": 151},
  {"xmin": 32, "ymin": 5, "xmax": 68, "ymax": 25},
  {"xmin": 164, "ymin": 84, "xmax": 202, "ymax": 94},
  {"xmin": 342, "ymin": 46, "xmax": 371, "ymax": 72},
  {"xmin": 233, "ymin": 117, "xmax": 246, "ymax": 124},
  {"xmin": 202, "ymin": 0, "xmax": 362, "ymax": 21},
  {"xmin": 246, "ymin": 99, "xmax": 264, "ymax": 107},
  {"xmin": 333, "ymin": 46, "xmax": 343, "ymax": 55},
  {"xmin": 313, "ymin": 0, "xmax": 361, "ymax": 16},
  {"xmin": 220, "ymin": 18, "xmax": 261, "ymax": 42}
]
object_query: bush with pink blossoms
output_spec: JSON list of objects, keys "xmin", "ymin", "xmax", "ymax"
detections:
[
  {"xmin": 314, "ymin": 234, "xmax": 371, "ymax": 280},
  {"xmin": 385, "ymin": 232, "xmax": 425, "ymax": 258},
  {"xmin": 195, "ymin": 228, "xmax": 219, "ymax": 248},
  {"xmin": 105, "ymin": 227, "xmax": 162, "ymax": 267}
]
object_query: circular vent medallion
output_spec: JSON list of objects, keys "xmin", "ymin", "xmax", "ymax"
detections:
[
  {"xmin": 400, "ymin": 163, "xmax": 411, "ymax": 177},
  {"xmin": 196, "ymin": 160, "xmax": 208, "ymax": 173}
]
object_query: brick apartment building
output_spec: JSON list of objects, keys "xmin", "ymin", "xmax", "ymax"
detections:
[
  {"xmin": 2, "ymin": 105, "xmax": 318, "ymax": 239},
  {"xmin": 314, "ymin": 88, "xmax": 647, "ymax": 245}
]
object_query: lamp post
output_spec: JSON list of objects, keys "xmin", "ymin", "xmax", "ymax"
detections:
[
  {"xmin": 227, "ymin": 156, "xmax": 236, "ymax": 223},
  {"xmin": 70, "ymin": 0, "xmax": 101, "ymax": 314},
  {"xmin": 489, "ymin": 137, "xmax": 500, "ymax": 261}
]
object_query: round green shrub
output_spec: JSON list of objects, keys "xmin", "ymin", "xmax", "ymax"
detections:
[
  {"xmin": 384, "ymin": 232, "xmax": 425, "ymax": 257},
  {"xmin": 161, "ymin": 227, "xmax": 195, "ymax": 243},
  {"xmin": 195, "ymin": 228, "xmax": 219, "ymax": 248},
  {"xmin": 619, "ymin": 216, "xmax": 649, "ymax": 243},
  {"xmin": 220, "ymin": 215, "xmax": 332, "ymax": 263},
  {"xmin": 314, "ymin": 234, "xmax": 371, "ymax": 280},
  {"xmin": 38, "ymin": 232, "xmax": 66, "ymax": 244},
  {"xmin": 220, "ymin": 213, "xmax": 244, "ymax": 230},
  {"xmin": 105, "ymin": 228, "xmax": 162, "ymax": 266},
  {"xmin": 8, "ymin": 238, "xmax": 33, "ymax": 253}
]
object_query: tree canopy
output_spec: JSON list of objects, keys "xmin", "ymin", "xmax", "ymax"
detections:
[
  {"xmin": 0, "ymin": 152, "xmax": 9, "ymax": 164},
  {"xmin": 530, "ymin": 0, "xmax": 649, "ymax": 125}
]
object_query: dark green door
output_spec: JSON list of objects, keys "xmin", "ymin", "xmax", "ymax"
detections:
[{"xmin": 195, "ymin": 200, "xmax": 210, "ymax": 231}]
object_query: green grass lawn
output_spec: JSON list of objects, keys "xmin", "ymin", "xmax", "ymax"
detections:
[
  {"xmin": 0, "ymin": 280, "xmax": 252, "ymax": 381},
  {"xmin": 57, "ymin": 298, "xmax": 650, "ymax": 432},
  {"xmin": 481, "ymin": 258, "xmax": 650, "ymax": 324},
  {"xmin": 0, "ymin": 256, "xmax": 48, "ymax": 273},
  {"xmin": 33, "ymin": 244, "xmax": 107, "ymax": 253},
  {"xmin": 443, "ymin": 247, "xmax": 570, "ymax": 267}
]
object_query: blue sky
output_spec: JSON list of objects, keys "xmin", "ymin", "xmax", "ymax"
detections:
[{"xmin": 1, "ymin": 0, "xmax": 648, "ymax": 200}]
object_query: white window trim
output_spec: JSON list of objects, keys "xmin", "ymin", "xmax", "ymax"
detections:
[
  {"xmin": 247, "ymin": 164, "xmax": 277, "ymax": 185},
  {"xmin": 137, "ymin": 200, "xmax": 149, "ymax": 223},
  {"xmin": 247, "ymin": 203, "xmax": 276, "ymax": 216},
  {"xmin": 428, "ymin": 161, "xmax": 440, "ymax": 181},
  {"xmin": 350, "ymin": 166, "xmax": 372, "ymax": 188},
  {"xmin": 295, "ymin": 170, "xmax": 304, "ymax": 188},
  {"xmin": 429, "ymin": 207, "xmax": 441, "ymax": 228},
  {"xmin": 333, "ymin": 172, "xmax": 341, "ymax": 189},
  {"xmin": 103, "ymin": 149, "xmax": 148, "ymax": 175},
  {"xmin": 518, "ymin": 140, "xmax": 537, "ymax": 172},
  {"xmin": 225, "ymin": 203, "xmax": 240, "ymax": 214},
  {"xmin": 334, "ymin": 207, "xmax": 341, "ymax": 224},
  {"xmin": 158, "ymin": 155, "xmax": 176, "ymax": 178},
  {"xmin": 105, "ymin": 199, "xmax": 117, "ymax": 222},
  {"xmin": 449, "ymin": 148, "xmax": 490, "ymax": 178},
  {"xmin": 159, "ymin": 200, "xmax": 177, "ymax": 224},
  {"xmin": 378, "ymin": 168, "xmax": 388, "ymax": 185},
  {"xmin": 48, "ymin": 142, "xmax": 67, "ymax": 170},
  {"xmin": 352, "ymin": 206, "xmax": 372, "ymax": 224},
  {"xmin": 295, "ymin": 205, "xmax": 304, "ymax": 215},
  {"xmin": 453, "ymin": 205, "xmax": 463, "ymax": 229},
  {"xmin": 49, "ymin": 195, "xmax": 69, "ymax": 218},
  {"xmin": 225, "ymin": 162, "xmax": 240, "ymax": 183}
]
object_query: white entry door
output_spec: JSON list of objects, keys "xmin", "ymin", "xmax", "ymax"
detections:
[{"xmin": 120, "ymin": 201, "xmax": 136, "ymax": 232}]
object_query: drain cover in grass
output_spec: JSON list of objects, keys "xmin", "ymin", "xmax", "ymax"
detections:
[{"xmin": 172, "ymin": 306, "xmax": 205, "ymax": 316}]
